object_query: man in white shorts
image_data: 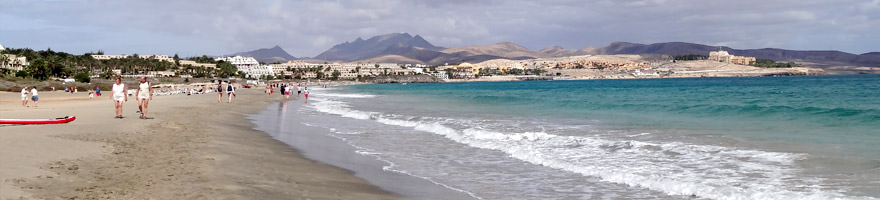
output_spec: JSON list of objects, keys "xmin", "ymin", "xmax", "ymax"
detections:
[
  {"xmin": 136, "ymin": 77, "xmax": 153, "ymax": 119},
  {"xmin": 21, "ymin": 86, "xmax": 29, "ymax": 107},
  {"xmin": 112, "ymin": 78, "xmax": 128, "ymax": 118}
]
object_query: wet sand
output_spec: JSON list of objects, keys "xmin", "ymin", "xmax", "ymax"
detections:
[{"xmin": 0, "ymin": 88, "xmax": 396, "ymax": 199}]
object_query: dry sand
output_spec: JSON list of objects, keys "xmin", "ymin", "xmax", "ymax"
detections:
[{"xmin": 0, "ymin": 88, "xmax": 396, "ymax": 199}]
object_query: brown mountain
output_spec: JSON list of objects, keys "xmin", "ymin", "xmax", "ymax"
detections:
[
  {"xmin": 440, "ymin": 42, "xmax": 545, "ymax": 59},
  {"xmin": 314, "ymin": 33, "xmax": 443, "ymax": 62},
  {"xmin": 539, "ymin": 46, "xmax": 596, "ymax": 57},
  {"xmin": 229, "ymin": 45, "xmax": 298, "ymax": 64}
]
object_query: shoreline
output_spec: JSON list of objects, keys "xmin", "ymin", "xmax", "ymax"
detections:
[
  {"xmin": 0, "ymin": 88, "xmax": 397, "ymax": 199},
  {"xmin": 249, "ymin": 99, "xmax": 478, "ymax": 199}
]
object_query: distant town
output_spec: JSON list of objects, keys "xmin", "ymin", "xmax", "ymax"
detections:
[{"xmin": 0, "ymin": 41, "xmax": 826, "ymax": 85}]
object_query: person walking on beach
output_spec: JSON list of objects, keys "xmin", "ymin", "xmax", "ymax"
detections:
[
  {"xmin": 304, "ymin": 87, "xmax": 309, "ymax": 99},
  {"xmin": 136, "ymin": 77, "xmax": 153, "ymax": 119},
  {"xmin": 21, "ymin": 86, "xmax": 29, "ymax": 107},
  {"xmin": 30, "ymin": 86, "xmax": 39, "ymax": 107},
  {"xmin": 281, "ymin": 84, "xmax": 290, "ymax": 99},
  {"xmin": 96, "ymin": 86, "xmax": 101, "ymax": 96},
  {"xmin": 265, "ymin": 84, "xmax": 272, "ymax": 96},
  {"xmin": 112, "ymin": 78, "xmax": 128, "ymax": 118},
  {"xmin": 227, "ymin": 82, "xmax": 236, "ymax": 103},
  {"xmin": 216, "ymin": 82, "xmax": 224, "ymax": 103}
]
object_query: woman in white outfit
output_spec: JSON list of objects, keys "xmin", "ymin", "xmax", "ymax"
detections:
[
  {"xmin": 136, "ymin": 77, "xmax": 153, "ymax": 119},
  {"xmin": 112, "ymin": 78, "xmax": 128, "ymax": 118},
  {"xmin": 226, "ymin": 82, "xmax": 236, "ymax": 103}
]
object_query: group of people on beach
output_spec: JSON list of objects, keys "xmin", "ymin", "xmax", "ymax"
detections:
[
  {"xmin": 111, "ymin": 77, "xmax": 154, "ymax": 119},
  {"xmin": 267, "ymin": 82, "xmax": 309, "ymax": 100},
  {"xmin": 20, "ymin": 86, "xmax": 39, "ymax": 107},
  {"xmin": 215, "ymin": 81, "xmax": 237, "ymax": 103}
]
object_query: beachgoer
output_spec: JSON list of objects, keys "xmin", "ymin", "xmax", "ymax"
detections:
[
  {"xmin": 89, "ymin": 90, "xmax": 94, "ymax": 99},
  {"xmin": 112, "ymin": 78, "xmax": 127, "ymax": 118},
  {"xmin": 21, "ymin": 86, "xmax": 28, "ymax": 107},
  {"xmin": 266, "ymin": 84, "xmax": 271, "ymax": 95},
  {"xmin": 30, "ymin": 87, "xmax": 39, "ymax": 107},
  {"xmin": 136, "ymin": 77, "xmax": 153, "ymax": 119},
  {"xmin": 281, "ymin": 84, "xmax": 289, "ymax": 99},
  {"xmin": 216, "ymin": 82, "xmax": 224, "ymax": 103},
  {"xmin": 227, "ymin": 82, "xmax": 236, "ymax": 103},
  {"xmin": 304, "ymin": 87, "xmax": 309, "ymax": 99},
  {"xmin": 96, "ymin": 86, "xmax": 101, "ymax": 96}
]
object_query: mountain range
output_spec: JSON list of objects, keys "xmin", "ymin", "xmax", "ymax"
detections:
[{"xmin": 229, "ymin": 33, "xmax": 879, "ymax": 71}]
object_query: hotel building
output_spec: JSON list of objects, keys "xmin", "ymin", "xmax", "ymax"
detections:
[{"xmin": 215, "ymin": 56, "xmax": 274, "ymax": 78}]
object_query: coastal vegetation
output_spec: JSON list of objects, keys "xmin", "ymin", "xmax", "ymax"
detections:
[
  {"xmin": 673, "ymin": 54, "xmax": 708, "ymax": 61},
  {"xmin": 0, "ymin": 48, "xmax": 237, "ymax": 81},
  {"xmin": 750, "ymin": 59, "xmax": 798, "ymax": 68}
]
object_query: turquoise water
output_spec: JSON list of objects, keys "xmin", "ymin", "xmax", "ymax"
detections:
[
  {"xmin": 269, "ymin": 74, "xmax": 880, "ymax": 199},
  {"xmin": 350, "ymin": 75, "xmax": 880, "ymax": 159}
]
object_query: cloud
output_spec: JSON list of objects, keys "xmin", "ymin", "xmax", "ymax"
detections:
[{"xmin": 0, "ymin": 0, "xmax": 877, "ymax": 57}]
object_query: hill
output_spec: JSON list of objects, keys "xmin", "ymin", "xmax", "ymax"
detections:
[
  {"xmin": 233, "ymin": 33, "xmax": 877, "ymax": 73},
  {"xmin": 229, "ymin": 45, "xmax": 298, "ymax": 64},
  {"xmin": 591, "ymin": 42, "xmax": 880, "ymax": 68},
  {"xmin": 440, "ymin": 42, "xmax": 545, "ymax": 59},
  {"xmin": 314, "ymin": 33, "xmax": 443, "ymax": 62}
]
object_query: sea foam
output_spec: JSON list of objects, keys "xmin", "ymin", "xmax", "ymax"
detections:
[{"xmin": 308, "ymin": 94, "xmax": 873, "ymax": 200}]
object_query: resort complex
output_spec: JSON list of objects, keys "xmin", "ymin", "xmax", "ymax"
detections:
[{"xmin": 708, "ymin": 51, "xmax": 756, "ymax": 65}]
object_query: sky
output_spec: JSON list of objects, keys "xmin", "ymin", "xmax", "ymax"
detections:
[{"xmin": 1, "ymin": 0, "xmax": 878, "ymax": 57}]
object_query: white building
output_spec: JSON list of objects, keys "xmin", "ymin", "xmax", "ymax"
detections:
[
  {"xmin": 91, "ymin": 54, "xmax": 174, "ymax": 62},
  {"xmin": 432, "ymin": 71, "xmax": 448, "ymax": 79},
  {"xmin": 178, "ymin": 60, "xmax": 217, "ymax": 69},
  {"xmin": 215, "ymin": 56, "xmax": 274, "ymax": 78},
  {"xmin": 1, "ymin": 54, "xmax": 29, "ymax": 72}
]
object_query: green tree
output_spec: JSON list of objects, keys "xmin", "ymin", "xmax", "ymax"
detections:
[
  {"xmin": 216, "ymin": 61, "xmax": 237, "ymax": 77},
  {"xmin": 331, "ymin": 70, "xmax": 341, "ymax": 80},
  {"xmin": 27, "ymin": 59, "xmax": 50, "ymax": 80},
  {"xmin": 444, "ymin": 68, "xmax": 455, "ymax": 79},
  {"xmin": 73, "ymin": 72, "xmax": 90, "ymax": 83}
]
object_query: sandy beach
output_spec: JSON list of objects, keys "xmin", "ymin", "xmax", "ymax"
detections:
[{"xmin": 0, "ymin": 87, "xmax": 396, "ymax": 199}]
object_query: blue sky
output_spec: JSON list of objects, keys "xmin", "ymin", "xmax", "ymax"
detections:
[{"xmin": 1, "ymin": 0, "xmax": 878, "ymax": 57}]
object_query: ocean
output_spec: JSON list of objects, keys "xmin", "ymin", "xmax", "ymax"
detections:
[{"xmin": 253, "ymin": 74, "xmax": 880, "ymax": 200}]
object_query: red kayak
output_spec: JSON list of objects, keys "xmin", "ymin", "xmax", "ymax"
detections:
[{"xmin": 0, "ymin": 116, "xmax": 76, "ymax": 125}]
